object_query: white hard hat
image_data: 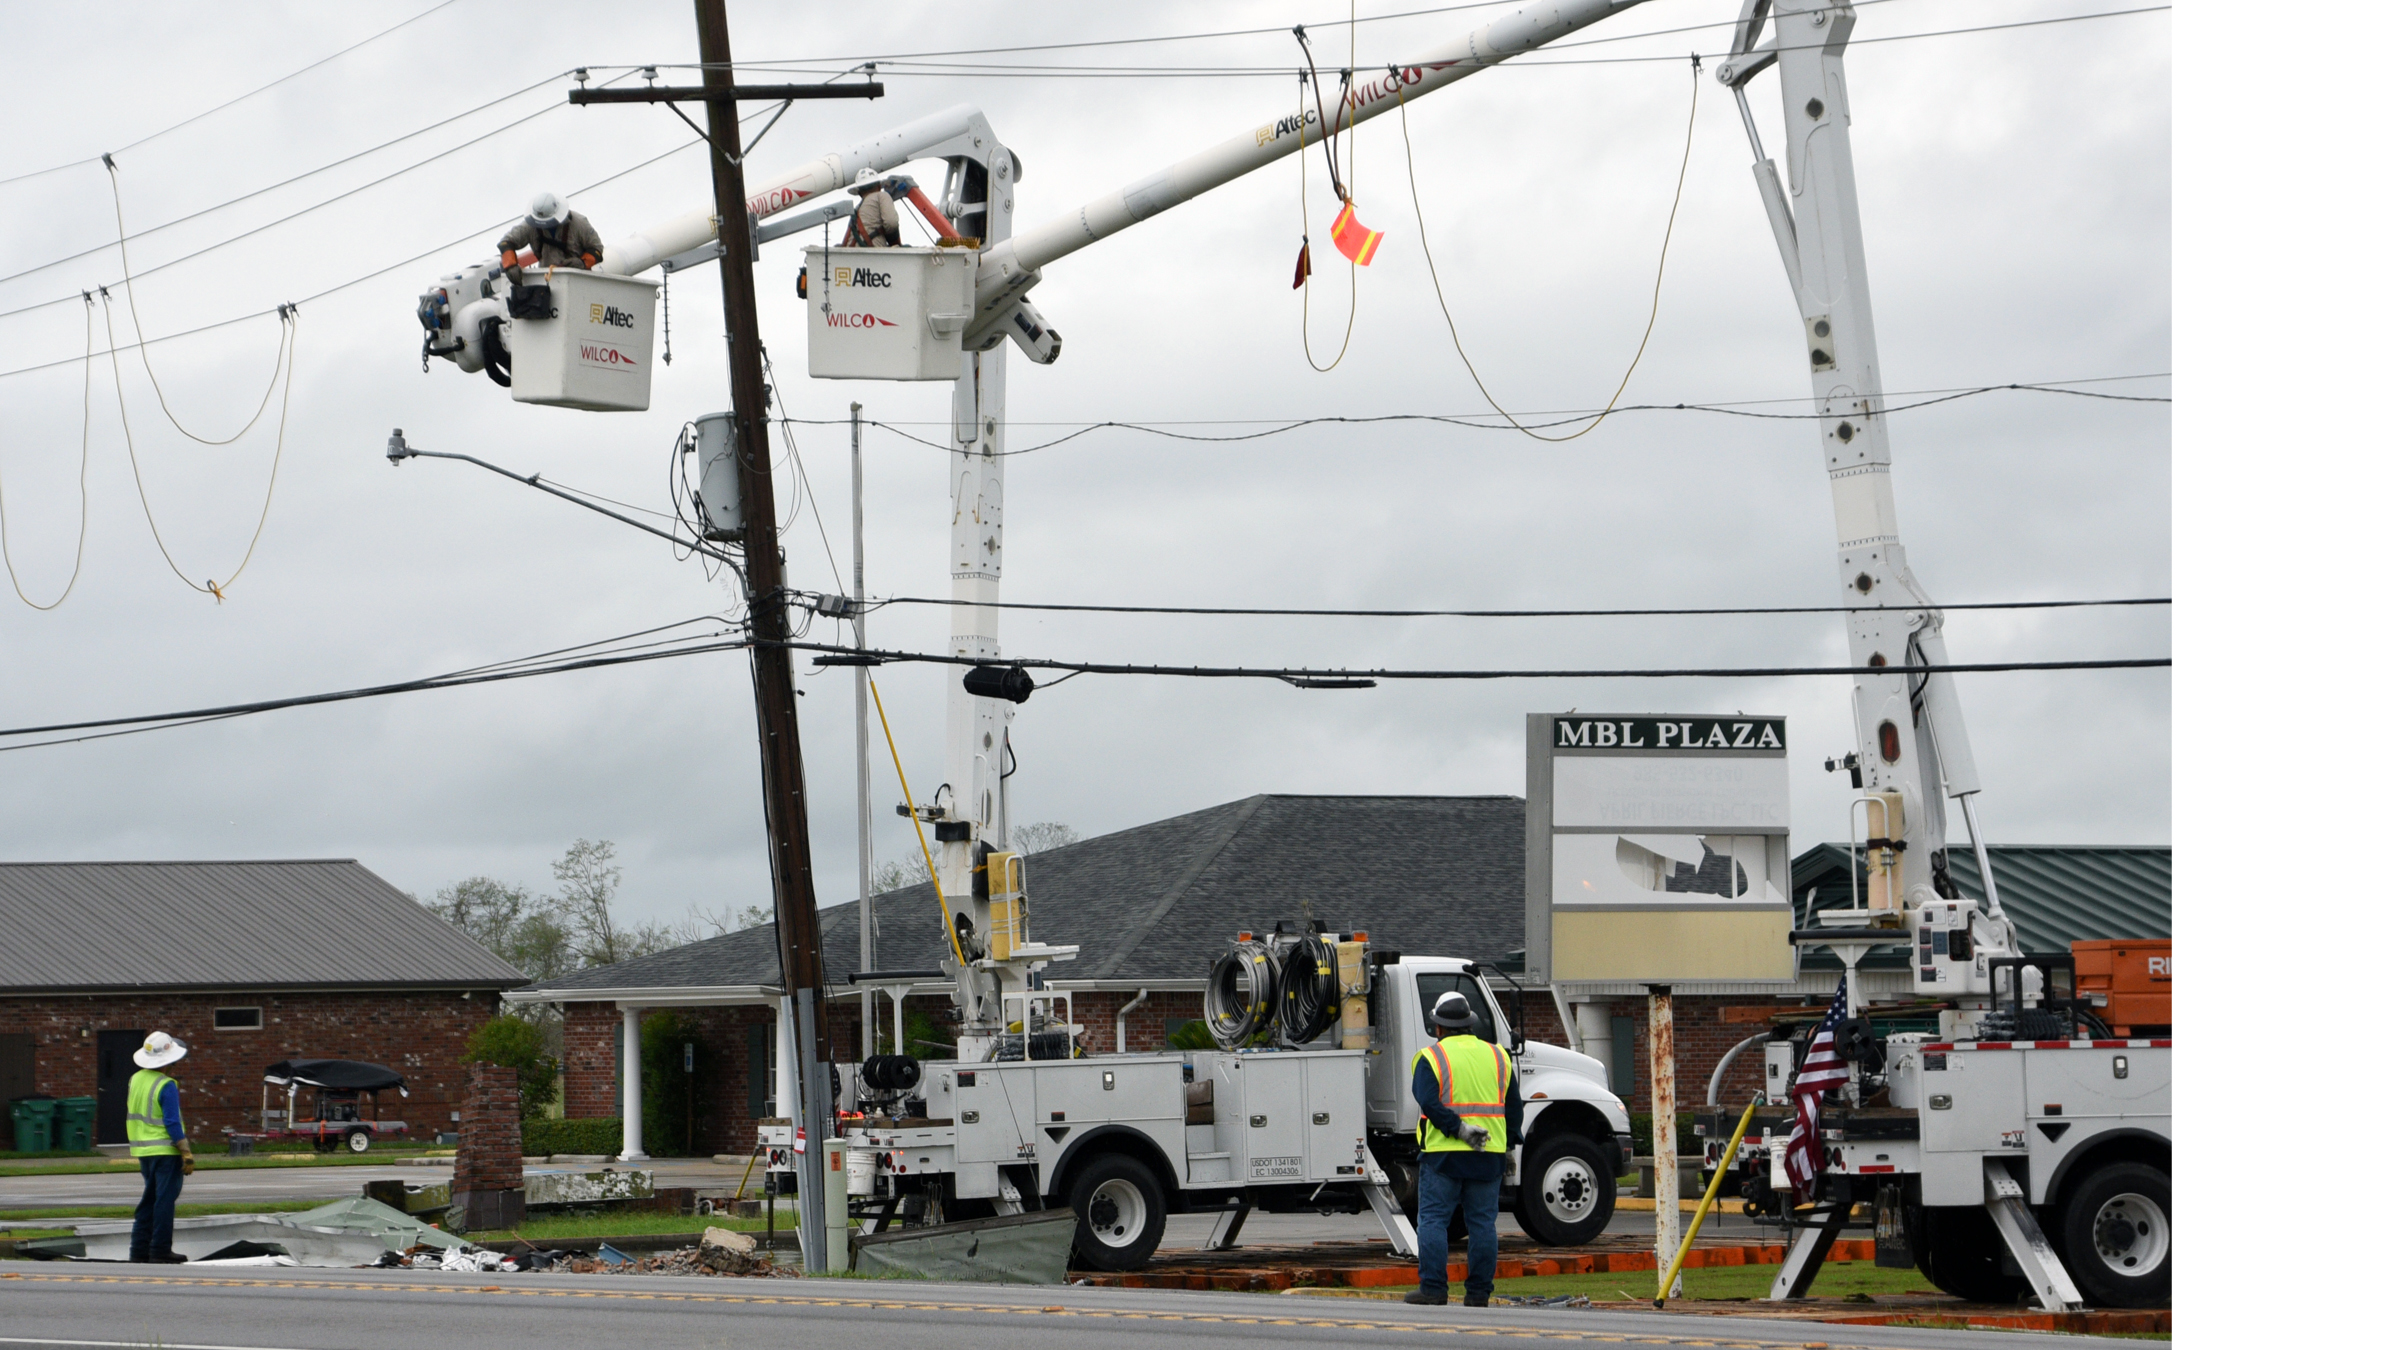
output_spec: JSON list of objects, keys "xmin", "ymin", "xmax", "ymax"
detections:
[
  {"xmin": 1431, "ymin": 992, "xmax": 1476, "ymax": 1029},
  {"xmin": 133, "ymin": 1030, "xmax": 187, "ymax": 1069},
  {"xmin": 527, "ymin": 192, "xmax": 568, "ymax": 230}
]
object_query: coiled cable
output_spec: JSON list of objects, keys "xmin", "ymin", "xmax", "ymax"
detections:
[
  {"xmin": 1205, "ymin": 940, "xmax": 1276, "ymax": 1048},
  {"xmin": 1278, "ymin": 932, "xmax": 1339, "ymax": 1045}
]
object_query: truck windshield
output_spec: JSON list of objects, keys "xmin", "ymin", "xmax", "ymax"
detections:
[{"xmin": 1416, "ymin": 973, "xmax": 1499, "ymax": 1044}]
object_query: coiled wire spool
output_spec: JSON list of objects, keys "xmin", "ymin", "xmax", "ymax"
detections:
[
  {"xmin": 1278, "ymin": 932, "xmax": 1340, "ymax": 1045},
  {"xmin": 1205, "ymin": 941, "xmax": 1277, "ymax": 1048}
]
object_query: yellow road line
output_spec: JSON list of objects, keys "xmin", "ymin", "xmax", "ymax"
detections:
[{"xmin": 0, "ymin": 1271, "xmax": 1917, "ymax": 1348}]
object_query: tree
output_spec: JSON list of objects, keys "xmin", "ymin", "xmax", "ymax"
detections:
[
  {"xmin": 422, "ymin": 877, "xmax": 574, "ymax": 982},
  {"xmin": 464, "ymin": 1014, "xmax": 560, "ymax": 1119},
  {"xmin": 550, "ymin": 838, "xmax": 671, "ymax": 966},
  {"xmin": 870, "ymin": 852, "xmax": 930, "ymax": 895},
  {"xmin": 1012, "ymin": 821, "xmax": 1082, "ymax": 854}
]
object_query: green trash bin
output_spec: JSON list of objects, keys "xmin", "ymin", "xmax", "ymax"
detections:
[
  {"xmin": 53, "ymin": 1096, "xmax": 97, "ymax": 1153},
  {"xmin": 9, "ymin": 1096, "xmax": 56, "ymax": 1154}
]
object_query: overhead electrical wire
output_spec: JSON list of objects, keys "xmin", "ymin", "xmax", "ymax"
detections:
[
  {"xmin": 0, "ymin": 97, "xmax": 789, "ymax": 383},
  {"xmin": 0, "ymin": 293, "xmax": 96, "ymax": 609},
  {"xmin": 0, "ymin": 0, "xmax": 466, "ymax": 190},
  {"xmin": 852, "ymin": 594, "xmax": 2170, "ymax": 620},
  {"xmin": 790, "ymin": 380, "xmax": 2168, "ymax": 460}
]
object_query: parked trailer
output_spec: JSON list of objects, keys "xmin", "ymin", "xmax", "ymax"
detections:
[
  {"xmin": 251, "ymin": 1059, "xmax": 412, "ymax": 1154},
  {"xmin": 838, "ymin": 953, "xmax": 1630, "ymax": 1270}
]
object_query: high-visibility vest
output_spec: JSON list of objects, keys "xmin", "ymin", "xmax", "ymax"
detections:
[
  {"xmin": 127, "ymin": 1068, "xmax": 180, "ymax": 1157},
  {"xmin": 1414, "ymin": 1033, "xmax": 1511, "ymax": 1153}
]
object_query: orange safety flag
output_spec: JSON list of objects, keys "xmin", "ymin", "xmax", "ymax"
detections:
[{"xmin": 1329, "ymin": 202, "xmax": 1384, "ymax": 267}]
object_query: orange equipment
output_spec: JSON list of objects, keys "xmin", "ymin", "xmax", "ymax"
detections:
[{"xmin": 2072, "ymin": 938, "xmax": 2170, "ymax": 1035}]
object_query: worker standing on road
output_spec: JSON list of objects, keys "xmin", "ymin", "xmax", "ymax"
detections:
[
  {"xmin": 125, "ymin": 1031, "xmax": 197, "ymax": 1264},
  {"xmin": 498, "ymin": 191, "xmax": 604, "ymax": 280},
  {"xmin": 1407, "ymin": 992, "xmax": 1524, "ymax": 1307}
]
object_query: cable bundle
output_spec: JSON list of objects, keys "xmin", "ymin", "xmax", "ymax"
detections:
[
  {"xmin": 1277, "ymin": 932, "xmax": 1340, "ymax": 1044},
  {"xmin": 1205, "ymin": 940, "xmax": 1277, "ymax": 1048}
]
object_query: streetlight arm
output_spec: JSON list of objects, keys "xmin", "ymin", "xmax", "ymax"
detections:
[{"xmin": 385, "ymin": 429, "xmax": 743, "ymax": 566}]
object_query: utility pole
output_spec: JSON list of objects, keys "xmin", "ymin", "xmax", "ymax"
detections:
[{"xmin": 852, "ymin": 401, "xmax": 873, "ymax": 987}]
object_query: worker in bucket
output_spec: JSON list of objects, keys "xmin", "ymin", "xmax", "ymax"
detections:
[
  {"xmin": 125, "ymin": 1030, "xmax": 198, "ymax": 1263},
  {"xmin": 1407, "ymin": 991, "xmax": 1523, "ymax": 1307},
  {"xmin": 848, "ymin": 177, "xmax": 902, "ymax": 248},
  {"xmin": 498, "ymin": 191, "xmax": 604, "ymax": 279}
]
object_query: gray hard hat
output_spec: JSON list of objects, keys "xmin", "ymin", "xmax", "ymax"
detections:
[
  {"xmin": 527, "ymin": 191, "xmax": 568, "ymax": 231},
  {"xmin": 1431, "ymin": 992, "xmax": 1476, "ymax": 1030}
]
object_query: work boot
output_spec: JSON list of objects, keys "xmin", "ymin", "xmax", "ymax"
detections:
[
  {"xmin": 1402, "ymin": 1287, "xmax": 1448, "ymax": 1306},
  {"xmin": 153, "ymin": 1252, "xmax": 187, "ymax": 1265},
  {"xmin": 1464, "ymin": 1296, "xmax": 1490, "ymax": 1308},
  {"xmin": 126, "ymin": 1252, "xmax": 151, "ymax": 1264}
]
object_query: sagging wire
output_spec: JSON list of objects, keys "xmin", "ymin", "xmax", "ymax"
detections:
[
  {"xmin": 758, "ymin": 346, "xmax": 848, "ymax": 592},
  {"xmin": 1397, "ymin": 54, "xmax": 1703, "ymax": 441},
  {"xmin": 0, "ymin": 292, "xmax": 97, "ymax": 609},
  {"xmin": 867, "ymin": 673, "xmax": 970, "ymax": 970},
  {"xmin": 1293, "ymin": 19, "xmax": 1361, "ymax": 372},
  {"xmin": 98, "ymin": 289, "xmax": 299, "ymax": 601}
]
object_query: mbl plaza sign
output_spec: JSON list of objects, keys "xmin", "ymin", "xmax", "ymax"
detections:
[{"xmin": 1524, "ymin": 714, "xmax": 1795, "ymax": 987}]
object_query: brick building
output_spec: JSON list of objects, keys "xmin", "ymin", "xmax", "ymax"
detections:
[
  {"xmin": 508, "ymin": 796, "xmax": 2169, "ymax": 1159},
  {"xmin": 0, "ymin": 861, "xmax": 526, "ymax": 1150}
]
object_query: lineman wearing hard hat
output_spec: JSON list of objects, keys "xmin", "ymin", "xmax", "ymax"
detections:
[
  {"xmin": 126, "ymin": 1030, "xmax": 197, "ymax": 1263},
  {"xmin": 498, "ymin": 192, "xmax": 604, "ymax": 279},
  {"xmin": 1407, "ymin": 991, "xmax": 1524, "ymax": 1307}
]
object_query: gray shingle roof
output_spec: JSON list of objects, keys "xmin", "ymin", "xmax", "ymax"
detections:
[
  {"xmin": 1789, "ymin": 843, "xmax": 2171, "ymax": 969},
  {"xmin": 0, "ymin": 860, "xmax": 528, "ymax": 994},
  {"xmin": 510, "ymin": 805, "xmax": 2173, "ymax": 998}
]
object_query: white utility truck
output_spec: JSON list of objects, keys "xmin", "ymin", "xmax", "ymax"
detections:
[
  {"xmin": 838, "ymin": 926, "xmax": 1629, "ymax": 1272},
  {"xmin": 1698, "ymin": 0, "xmax": 2172, "ymax": 1313}
]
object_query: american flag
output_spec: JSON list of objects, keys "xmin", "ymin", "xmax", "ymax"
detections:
[{"xmin": 1783, "ymin": 976, "xmax": 1852, "ymax": 1194}]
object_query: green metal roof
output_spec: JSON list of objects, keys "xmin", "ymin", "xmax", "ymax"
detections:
[{"xmin": 1788, "ymin": 843, "xmax": 2170, "ymax": 968}]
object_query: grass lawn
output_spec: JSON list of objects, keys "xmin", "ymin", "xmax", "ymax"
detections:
[{"xmin": 0, "ymin": 1152, "xmax": 448, "ymax": 1178}]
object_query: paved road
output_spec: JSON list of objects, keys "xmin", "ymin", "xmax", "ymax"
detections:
[{"xmin": 0, "ymin": 1266, "xmax": 2142, "ymax": 1350}]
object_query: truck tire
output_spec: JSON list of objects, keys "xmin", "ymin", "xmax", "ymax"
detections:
[
  {"xmin": 2056, "ymin": 1162, "xmax": 2170, "ymax": 1308},
  {"xmin": 1514, "ymin": 1133, "xmax": 1615, "ymax": 1247},
  {"xmin": 344, "ymin": 1128, "xmax": 373, "ymax": 1155},
  {"xmin": 1908, "ymin": 1204, "xmax": 2031, "ymax": 1304},
  {"xmin": 1066, "ymin": 1155, "xmax": 1166, "ymax": 1271}
]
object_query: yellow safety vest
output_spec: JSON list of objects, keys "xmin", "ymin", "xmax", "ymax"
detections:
[
  {"xmin": 127, "ymin": 1068, "xmax": 180, "ymax": 1157},
  {"xmin": 1414, "ymin": 1033, "xmax": 1511, "ymax": 1153}
]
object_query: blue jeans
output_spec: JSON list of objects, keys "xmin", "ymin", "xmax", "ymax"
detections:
[
  {"xmin": 130, "ymin": 1154, "xmax": 184, "ymax": 1258},
  {"xmin": 1416, "ymin": 1153, "xmax": 1501, "ymax": 1300}
]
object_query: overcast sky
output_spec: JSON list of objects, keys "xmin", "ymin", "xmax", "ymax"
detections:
[{"xmin": 0, "ymin": 0, "xmax": 2169, "ymax": 933}]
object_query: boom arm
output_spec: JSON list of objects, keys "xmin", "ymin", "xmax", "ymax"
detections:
[{"xmin": 1717, "ymin": 2, "xmax": 2015, "ymax": 968}]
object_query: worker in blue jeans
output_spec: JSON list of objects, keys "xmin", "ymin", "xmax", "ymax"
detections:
[
  {"xmin": 1406, "ymin": 992, "xmax": 1525, "ymax": 1307},
  {"xmin": 125, "ymin": 1031, "xmax": 197, "ymax": 1263}
]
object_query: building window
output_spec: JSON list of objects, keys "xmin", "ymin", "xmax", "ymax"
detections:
[{"xmin": 215, "ymin": 1007, "xmax": 264, "ymax": 1031}]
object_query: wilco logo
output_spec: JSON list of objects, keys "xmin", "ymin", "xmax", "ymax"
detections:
[
  {"xmin": 588, "ymin": 304, "xmax": 637, "ymax": 329},
  {"xmin": 832, "ymin": 266, "xmax": 893, "ymax": 288},
  {"xmin": 578, "ymin": 343, "xmax": 637, "ymax": 367},
  {"xmin": 825, "ymin": 312, "xmax": 896, "ymax": 328}
]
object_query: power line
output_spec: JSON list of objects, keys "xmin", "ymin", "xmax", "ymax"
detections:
[
  {"xmin": 0, "ymin": 0, "xmax": 466, "ymax": 190},
  {"xmin": 724, "ymin": 7, "xmax": 2167, "ymax": 79},
  {"xmin": 779, "ymin": 638, "xmax": 2168, "ymax": 683},
  {"xmin": 0, "ymin": 98, "xmax": 787, "ymax": 383},
  {"xmin": 794, "ymin": 381, "xmax": 2169, "ymax": 459},
  {"xmin": 851, "ymin": 595, "xmax": 2171, "ymax": 620},
  {"xmin": 0, "ymin": 72, "xmax": 565, "ymax": 288}
]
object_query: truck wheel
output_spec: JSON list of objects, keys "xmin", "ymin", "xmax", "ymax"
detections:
[
  {"xmin": 2057, "ymin": 1162, "xmax": 2170, "ymax": 1308},
  {"xmin": 1514, "ymin": 1134, "xmax": 1615, "ymax": 1247},
  {"xmin": 1066, "ymin": 1155, "xmax": 1165, "ymax": 1271},
  {"xmin": 344, "ymin": 1128, "xmax": 373, "ymax": 1155},
  {"xmin": 1908, "ymin": 1204, "xmax": 2031, "ymax": 1304}
]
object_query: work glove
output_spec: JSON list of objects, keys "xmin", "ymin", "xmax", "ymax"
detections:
[
  {"xmin": 501, "ymin": 249, "xmax": 519, "ymax": 269},
  {"xmin": 179, "ymin": 1151, "xmax": 196, "ymax": 1176},
  {"xmin": 580, "ymin": 252, "xmax": 597, "ymax": 269},
  {"xmin": 1464, "ymin": 1126, "xmax": 1491, "ymax": 1152}
]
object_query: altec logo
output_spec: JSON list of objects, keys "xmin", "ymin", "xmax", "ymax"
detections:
[
  {"xmin": 825, "ymin": 312, "xmax": 897, "ymax": 328},
  {"xmin": 588, "ymin": 304, "xmax": 637, "ymax": 329},
  {"xmin": 578, "ymin": 343, "xmax": 637, "ymax": 367},
  {"xmin": 832, "ymin": 266, "xmax": 894, "ymax": 288}
]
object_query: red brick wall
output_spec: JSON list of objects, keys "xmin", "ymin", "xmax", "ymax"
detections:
[
  {"xmin": 0, "ymin": 991, "xmax": 500, "ymax": 1149},
  {"xmin": 1590, "ymin": 995, "xmax": 1779, "ymax": 1113},
  {"xmin": 453, "ymin": 1062, "xmax": 524, "ymax": 1192},
  {"xmin": 560, "ymin": 1002, "xmax": 620, "ymax": 1121}
]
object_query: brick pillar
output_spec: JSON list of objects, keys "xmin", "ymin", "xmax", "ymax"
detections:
[{"xmin": 448, "ymin": 1062, "xmax": 526, "ymax": 1232}]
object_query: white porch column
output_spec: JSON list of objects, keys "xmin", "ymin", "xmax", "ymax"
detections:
[{"xmin": 619, "ymin": 1005, "xmax": 648, "ymax": 1162}]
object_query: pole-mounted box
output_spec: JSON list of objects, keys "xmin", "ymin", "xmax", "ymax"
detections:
[
  {"xmin": 803, "ymin": 246, "xmax": 975, "ymax": 381},
  {"xmin": 507, "ymin": 267, "xmax": 661, "ymax": 411}
]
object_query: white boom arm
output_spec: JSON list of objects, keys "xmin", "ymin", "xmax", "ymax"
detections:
[
  {"xmin": 965, "ymin": 0, "xmax": 1650, "ymax": 340},
  {"xmin": 1718, "ymin": 1, "xmax": 2016, "ymax": 974}
]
